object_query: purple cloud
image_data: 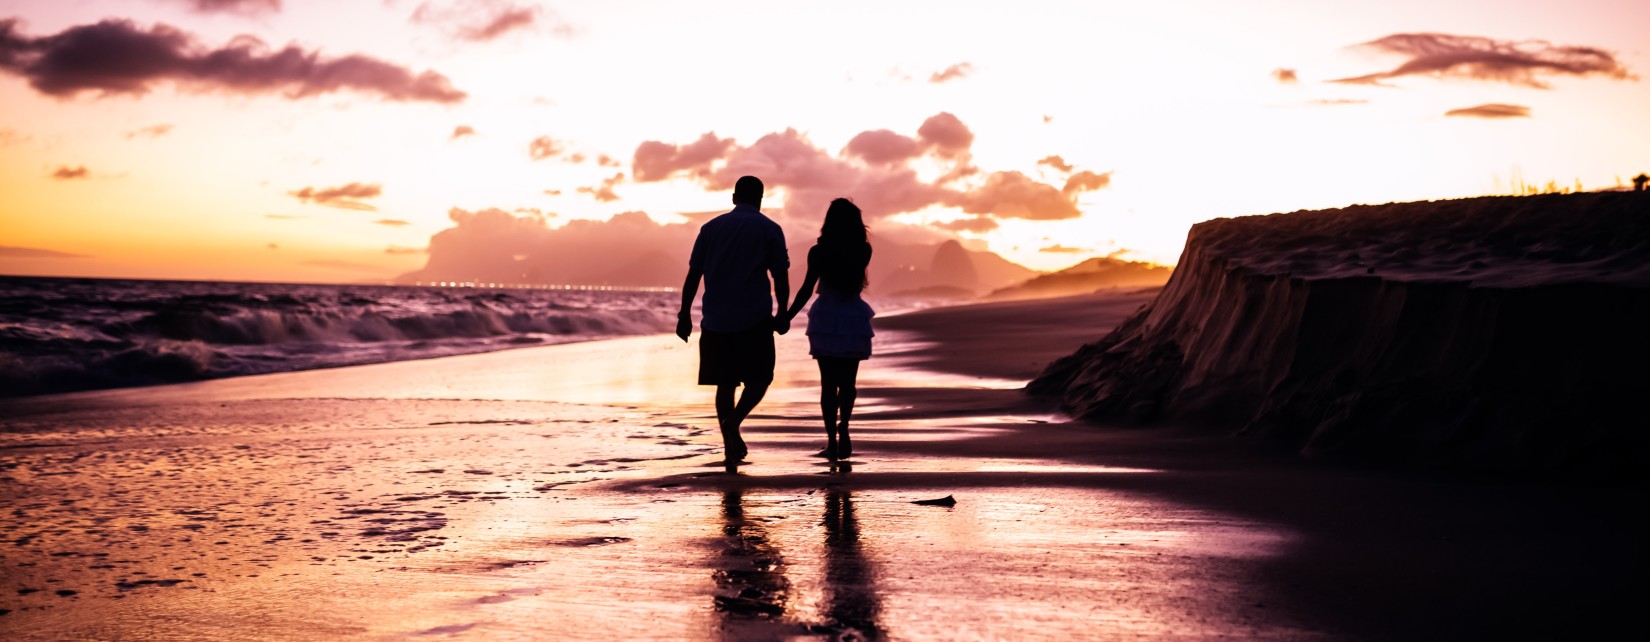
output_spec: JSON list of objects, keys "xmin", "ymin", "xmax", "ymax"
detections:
[
  {"xmin": 1334, "ymin": 33, "xmax": 1634, "ymax": 88},
  {"xmin": 0, "ymin": 19, "xmax": 465, "ymax": 103}
]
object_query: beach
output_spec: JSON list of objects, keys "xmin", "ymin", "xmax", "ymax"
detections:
[{"xmin": 1, "ymin": 290, "xmax": 1639, "ymax": 641}]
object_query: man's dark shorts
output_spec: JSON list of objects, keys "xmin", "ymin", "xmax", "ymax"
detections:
[{"xmin": 698, "ymin": 323, "xmax": 775, "ymax": 387}]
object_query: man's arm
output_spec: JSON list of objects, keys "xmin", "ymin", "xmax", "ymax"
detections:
[
  {"xmin": 784, "ymin": 246, "xmax": 818, "ymax": 323},
  {"xmin": 770, "ymin": 265, "xmax": 790, "ymax": 335},
  {"xmin": 677, "ymin": 266, "xmax": 701, "ymax": 342}
]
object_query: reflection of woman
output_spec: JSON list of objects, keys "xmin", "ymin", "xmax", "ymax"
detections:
[
  {"xmin": 783, "ymin": 198, "xmax": 874, "ymax": 460},
  {"xmin": 821, "ymin": 489, "xmax": 881, "ymax": 639}
]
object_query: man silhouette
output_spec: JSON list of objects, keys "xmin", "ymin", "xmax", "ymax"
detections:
[{"xmin": 677, "ymin": 176, "xmax": 790, "ymax": 463}]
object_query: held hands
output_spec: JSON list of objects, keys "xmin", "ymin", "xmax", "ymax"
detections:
[{"xmin": 773, "ymin": 313, "xmax": 791, "ymax": 336}]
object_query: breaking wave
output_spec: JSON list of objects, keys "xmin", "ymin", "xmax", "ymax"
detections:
[{"xmin": 0, "ymin": 277, "xmax": 677, "ymax": 396}]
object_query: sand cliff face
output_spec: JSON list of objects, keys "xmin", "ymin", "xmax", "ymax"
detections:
[{"xmin": 1030, "ymin": 192, "xmax": 1650, "ymax": 476}]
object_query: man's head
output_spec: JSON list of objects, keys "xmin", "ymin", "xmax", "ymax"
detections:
[{"xmin": 732, "ymin": 176, "xmax": 763, "ymax": 207}]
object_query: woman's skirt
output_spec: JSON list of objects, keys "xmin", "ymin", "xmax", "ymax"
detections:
[{"xmin": 806, "ymin": 292, "xmax": 875, "ymax": 360}]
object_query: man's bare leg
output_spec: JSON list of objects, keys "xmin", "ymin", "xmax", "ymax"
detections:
[
  {"xmin": 716, "ymin": 382, "xmax": 768, "ymax": 461},
  {"xmin": 715, "ymin": 384, "xmax": 746, "ymax": 461}
]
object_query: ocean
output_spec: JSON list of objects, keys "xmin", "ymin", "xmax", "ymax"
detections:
[{"xmin": 0, "ymin": 276, "xmax": 678, "ymax": 397}]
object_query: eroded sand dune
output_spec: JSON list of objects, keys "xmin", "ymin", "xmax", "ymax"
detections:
[{"xmin": 1032, "ymin": 192, "xmax": 1650, "ymax": 476}]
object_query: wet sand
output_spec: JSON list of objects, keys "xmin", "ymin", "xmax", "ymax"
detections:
[{"xmin": 1, "ymin": 291, "xmax": 1641, "ymax": 640}]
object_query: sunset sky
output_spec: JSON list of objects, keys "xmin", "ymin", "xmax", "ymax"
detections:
[{"xmin": 1, "ymin": 0, "xmax": 1646, "ymax": 283}]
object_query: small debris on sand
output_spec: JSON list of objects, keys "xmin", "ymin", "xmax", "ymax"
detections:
[{"xmin": 912, "ymin": 495, "xmax": 957, "ymax": 507}]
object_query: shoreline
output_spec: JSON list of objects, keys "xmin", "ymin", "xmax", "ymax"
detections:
[{"xmin": 2, "ymin": 290, "xmax": 1639, "ymax": 640}]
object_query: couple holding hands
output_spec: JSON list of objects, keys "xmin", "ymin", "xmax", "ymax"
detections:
[{"xmin": 676, "ymin": 176, "xmax": 874, "ymax": 465}]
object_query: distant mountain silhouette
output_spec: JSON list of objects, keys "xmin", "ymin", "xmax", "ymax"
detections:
[
  {"xmin": 875, "ymin": 239, "xmax": 1037, "ymax": 298},
  {"xmin": 987, "ymin": 256, "xmax": 1171, "ymax": 301}
]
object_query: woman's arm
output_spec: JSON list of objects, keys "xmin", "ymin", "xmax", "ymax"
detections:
[{"xmin": 784, "ymin": 246, "xmax": 820, "ymax": 322}]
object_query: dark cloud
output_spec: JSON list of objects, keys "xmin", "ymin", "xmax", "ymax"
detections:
[
  {"xmin": 450, "ymin": 125, "xmax": 476, "ymax": 140},
  {"xmin": 1062, "ymin": 170, "xmax": 1112, "ymax": 197},
  {"xmin": 1040, "ymin": 244, "xmax": 1085, "ymax": 253},
  {"xmin": 51, "ymin": 165, "xmax": 89, "ymax": 180},
  {"xmin": 543, "ymin": 189, "xmax": 562, "ymax": 196},
  {"xmin": 1444, "ymin": 103, "xmax": 1531, "ymax": 118},
  {"xmin": 267, "ymin": 243, "xmax": 278, "ymax": 249},
  {"xmin": 597, "ymin": 154, "xmax": 620, "ymax": 167},
  {"xmin": 929, "ymin": 62, "xmax": 974, "ymax": 84},
  {"xmin": 172, "ymin": 0, "xmax": 282, "ymax": 15},
  {"xmin": 0, "ymin": 19, "xmax": 465, "ymax": 103},
  {"xmin": 0, "ymin": 245, "xmax": 89, "ymax": 259},
  {"xmin": 843, "ymin": 129, "xmax": 922, "ymax": 165},
  {"xmin": 577, "ymin": 172, "xmax": 624, "ymax": 202},
  {"xmin": 373, "ymin": 218, "xmax": 412, "ymax": 226},
  {"xmin": 528, "ymin": 136, "xmax": 564, "ymax": 160},
  {"xmin": 289, "ymin": 182, "xmax": 382, "ymax": 210},
  {"xmin": 1334, "ymin": 32, "xmax": 1635, "ymax": 88},
  {"xmin": 1272, "ymin": 68, "xmax": 1298, "ymax": 84},
  {"xmin": 126, "ymin": 123, "xmax": 174, "ymax": 139},
  {"xmin": 385, "ymin": 245, "xmax": 425, "ymax": 255},
  {"xmin": 410, "ymin": 1, "xmax": 569, "ymax": 42},
  {"xmin": 1037, "ymin": 155, "xmax": 1074, "ymax": 173},
  {"xmin": 632, "ymin": 132, "xmax": 735, "ymax": 181}
]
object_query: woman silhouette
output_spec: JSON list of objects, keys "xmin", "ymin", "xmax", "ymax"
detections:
[{"xmin": 783, "ymin": 198, "xmax": 874, "ymax": 460}]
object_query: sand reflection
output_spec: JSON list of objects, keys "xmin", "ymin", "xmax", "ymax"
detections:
[
  {"xmin": 817, "ymin": 487, "xmax": 883, "ymax": 639},
  {"xmin": 709, "ymin": 480, "xmax": 886, "ymax": 640}
]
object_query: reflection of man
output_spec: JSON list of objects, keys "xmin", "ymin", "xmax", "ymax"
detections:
[{"xmin": 676, "ymin": 176, "xmax": 790, "ymax": 463}]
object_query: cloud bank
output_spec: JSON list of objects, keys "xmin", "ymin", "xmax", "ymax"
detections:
[
  {"xmin": 632, "ymin": 112, "xmax": 1110, "ymax": 225},
  {"xmin": 1335, "ymin": 32, "xmax": 1634, "ymax": 88},
  {"xmin": 0, "ymin": 19, "xmax": 465, "ymax": 102}
]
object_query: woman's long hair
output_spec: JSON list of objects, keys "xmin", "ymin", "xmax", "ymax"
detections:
[{"xmin": 817, "ymin": 198, "xmax": 870, "ymax": 294}]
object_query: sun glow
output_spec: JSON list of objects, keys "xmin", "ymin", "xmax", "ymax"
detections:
[{"xmin": 2, "ymin": 0, "xmax": 1647, "ymax": 281}]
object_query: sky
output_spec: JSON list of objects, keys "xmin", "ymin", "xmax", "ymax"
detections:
[{"xmin": 1, "ymin": 0, "xmax": 1646, "ymax": 284}]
